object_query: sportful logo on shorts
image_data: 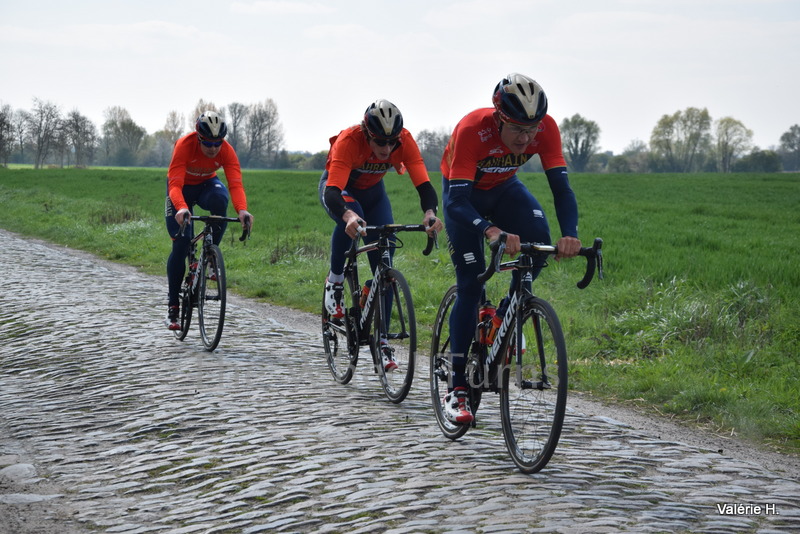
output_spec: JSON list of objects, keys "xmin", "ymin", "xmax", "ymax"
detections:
[
  {"xmin": 463, "ymin": 252, "xmax": 477, "ymax": 264},
  {"xmin": 532, "ymin": 209, "xmax": 543, "ymax": 217}
]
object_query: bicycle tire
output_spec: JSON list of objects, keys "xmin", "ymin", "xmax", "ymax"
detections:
[
  {"xmin": 430, "ymin": 285, "xmax": 473, "ymax": 439},
  {"xmin": 371, "ymin": 268, "xmax": 416, "ymax": 404},
  {"xmin": 198, "ymin": 245, "xmax": 226, "ymax": 351},
  {"xmin": 174, "ymin": 262, "xmax": 194, "ymax": 341},
  {"xmin": 499, "ymin": 296, "xmax": 567, "ymax": 474},
  {"xmin": 322, "ymin": 275, "xmax": 359, "ymax": 384}
]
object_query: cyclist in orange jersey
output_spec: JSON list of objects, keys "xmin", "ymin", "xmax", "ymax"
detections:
[
  {"xmin": 164, "ymin": 110, "xmax": 253, "ymax": 330},
  {"xmin": 319, "ymin": 99, "xmax": 443, "ymax": 370},
  {"xmin": 440, "ymin": 74, "xmax": 582, "ymax": 423}
]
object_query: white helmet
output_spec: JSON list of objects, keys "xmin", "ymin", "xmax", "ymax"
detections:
[
  {"xmin": 492, "ymin": 73, "xmax": 548, "ymax": 125},
  {"xmin": 196, "ymin": 110, "xmax": 228, "ymax": 140},
  {"xmin": 362, "ymin": 99, "xmax": 403, "ymax": 140}
]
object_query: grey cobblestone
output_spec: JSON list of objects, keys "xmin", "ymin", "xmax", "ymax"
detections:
[{"xmin": 1, "ymin": 228, "xmax": 799, "ymax": 533}]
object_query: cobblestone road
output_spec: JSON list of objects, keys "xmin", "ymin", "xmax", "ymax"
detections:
[{"xmin": 1, "ymin": 229, "xmax": 798, "ymax": 534}]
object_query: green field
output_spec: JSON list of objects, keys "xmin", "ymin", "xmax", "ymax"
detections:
[{"xmin": 1, "ymin": 167, "xmax": 798, "ymax": 454}]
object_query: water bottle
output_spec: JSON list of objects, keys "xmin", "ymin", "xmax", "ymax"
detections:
[
  {"xmin": 359, "ymin": 279, "xmax": 372, "ymax": 308},
  {"xmin": 478, "ymin": 301, "xmax": 496, "ymax": 345},
  {"xmin": 188, "ymin": 262, "xmax": 198, "ymax": 286},
  {"xmin": 487, "ymin": 296, "xmax": 509, "ymax": 344}
]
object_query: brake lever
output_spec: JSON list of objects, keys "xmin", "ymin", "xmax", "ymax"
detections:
[
  {"xmin": 576, "ymin": 238, "xmax": 603, "ymax": 289},
  {"xmin": 239, "ymin": 215, "xmax": 252, "ymax": 243},
  {"xmin": 422, "ymin": 217, "xmax": 439, "ymax": 256}
]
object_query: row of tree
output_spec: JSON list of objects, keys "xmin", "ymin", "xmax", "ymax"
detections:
[
  {"xmin": 416, "ymin": 111, "xmax": 800, "ymax": 173},
  {"xmin": 1, "ymin": 98, "xmax": 798, "ymax": 173},
  {"xmin": 0, "ymin": 98, "xmax": 288, "ymax": 170}
]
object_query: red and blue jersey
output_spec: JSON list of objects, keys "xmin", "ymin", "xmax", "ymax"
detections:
[
  {"xmin": 441, "ymin": 108, "xmax": 566, "ymax": 188},
  {"xmin": 325, "ymin": 125, "xmax": 431, "ymax": 191},
  {"xmin": 167, "ymin": 132, "xmax": 247, "ymax": 213}
]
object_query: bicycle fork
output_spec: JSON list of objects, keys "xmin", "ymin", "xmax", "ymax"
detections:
[{"xmin": 485, "ymin": 296, "xmax": 552, "ymax": 392}]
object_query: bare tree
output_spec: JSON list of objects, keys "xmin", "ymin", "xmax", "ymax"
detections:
[
  {"xmin": 608, "ymin": 139, "xmax": 652, "ymax": 173},
  {"xmin": 12, "ymin": 109, "xmax": 30, "ymax": 162},
  {"xmin": 28, "ymin": 98, "xmax": 62, "ymax": 169},
  {"xmin": 62, "ymin": 110, "xmax": 98, "ymax": 167},
  {"xmin": 260, "ymin": 99, "xmax": 284, "ymax": 167},
  {"xmin": 164, "ymin": 111, "xmax": 185, "ymax": 145},
  {"xmin": 192, "ymin": 99, "xmax": 218, "ymax": 123},
  {"xmin": 101, "ymin": 106, "xmax": 130, "ymax": 163},
  {"xmin": 416, "ymin": 128, "xmax": 450, "ymax": 171},
  {"xmin": 226, "ymin": 102, "xmax": 248, "ymax": 152},
  {"xmin": 0, "ymin": 104, "xmax": 13, "ymax": 166},
  {"xmin": 560, "ymin": 114, "xmax": 600, "ymax": 172},
  {"xmin": 240, "ymin": 99, "xmax": 284, "ymax": 167},
  {"xmin": 650, "ymin": 107, "xmax": 712, "ymax": 172},
  {"xmin": 53, "ymin": 123, "xmax": 69, "ymax": 167},
  {"xmin": 117, "ymin": 119, "xmax": 146, "ymax": 165},
  {"xmin": 624, "ymin": 140, "xmax": 650, "ymax": 173},
  {"xmin": 101, "ymin": 106, "xmax": 145, "ymax": 166},
  {"xmin": 715, "ymin": 117, "xmax": 753, "ymax": 173},
  {"xmin": 779, "ymin": 124, "xmax": 800, "ymax": 171}
]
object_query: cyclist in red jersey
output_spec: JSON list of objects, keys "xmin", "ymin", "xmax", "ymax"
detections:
[
  {"xmin": 319, "ymin": 99, "xmax": 443, "ymax": 370},
  {"xmin": 164, "ymin": 111, "xmax": 253, "ymax": 330},
  {"xmin": 440, "ymin": 74, "xmax": 582, "ymax": 423}
]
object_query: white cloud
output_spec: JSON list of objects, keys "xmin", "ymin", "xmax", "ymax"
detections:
[
  {"xmin": 1, "ymin": 0, "xmax": 797, "ymax": 154},
  {"xmin": 0, "ymin": 20, "xmax": 200, "ymax": 53},
  {"xmin": 231, "ymin": 1, "xmax": 336, "ymax": 15}
]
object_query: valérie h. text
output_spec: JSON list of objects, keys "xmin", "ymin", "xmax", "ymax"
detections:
[{"xmin": 716, "ymin": 503, "xmax": 779, "ymax": 515}]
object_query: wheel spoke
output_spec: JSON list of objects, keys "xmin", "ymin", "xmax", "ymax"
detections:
[
  {"xmin": 500, "ymin": 297, "xmax": 567, "ymax": 474},
  {"xmin": 373, "ymin": 270, "xmax": 416, "ymax": 404},
  {"xmin": 429, "ymin": 285, "xmax": 472, "ymax": 440},
  {"xmin": 198, "ymin": 246, "xmax": 226, "ymax": 351},
  {"xmin": 323, "ymin": 277, "xmax": 359, "ymax": 385}
]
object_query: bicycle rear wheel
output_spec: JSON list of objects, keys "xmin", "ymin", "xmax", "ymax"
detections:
[
  {"xmin": 371, "ymin": 268, "xmax": 416, "ymax": 404},
  {"xmin": 430, "ymin": 285, "xmax": 474, "ymax": 440},
  {"xmin": 198, "ymin": 245, "xmax": 226, "ymax": 351},
  {"xmin": 500, "ymin": 296, "xmax": 567, "ymax": 474},
  {"xmin": 322, "ymin": 276, "xmax": 359, "ymax": 384}
]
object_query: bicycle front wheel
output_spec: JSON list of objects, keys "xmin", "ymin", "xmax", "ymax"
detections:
[
  {"xmin": 322, "ymin": 276, "xmax": 359, "ymax": 385},
  {"xmin": 371, "ymin": 268, "xmax": 416, "ymax": 404},
  {"xmin": 198, "ymin": 245, "xmax": 226, "ymax": 352},
  {"xmin": 500, "ymin": 296, "xmax": 567, "ymax": 474}
]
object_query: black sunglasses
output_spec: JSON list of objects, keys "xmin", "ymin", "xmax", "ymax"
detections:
[
  {"xmin": 200, "ymin": 138, "xmax": 223, "ymax": 147},
  {"xmin": 371, "ymin": 137, "xmax": 399, "ymax": 147}
]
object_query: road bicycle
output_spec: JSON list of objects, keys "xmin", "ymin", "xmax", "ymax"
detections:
[
  {"xmin": 430, "ymin": 233, "xmax": 603, "ymax": 473},
  {"xmin": 322, "ymin": 222, "xmax": 436, "ymax": 403},
  {"xmin": 173, "ymin": 214, "xmax": 251, "ymax": 352}
]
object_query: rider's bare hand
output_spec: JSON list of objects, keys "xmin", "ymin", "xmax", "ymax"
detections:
[
  {"xmin": 175, "ymin": 208, "xmax": 191, "ymax": 225},
  {"xmin": 485, "ymin": 226, "xmax": 520, "ymax": 256},
  {"xmin": 343, "ymin": 210, "xmax": 366, "ymax": 239},
  {"xmin": 555, "ymin": 236, "xmax": 581, "ymax": 260}
]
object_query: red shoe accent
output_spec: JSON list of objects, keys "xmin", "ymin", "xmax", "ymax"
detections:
[{"xmin": 445, "ymin": 387, "xmax": 474, "ymax": 424}]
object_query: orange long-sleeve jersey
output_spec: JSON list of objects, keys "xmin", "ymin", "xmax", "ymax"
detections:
[
  {"xmin": 167, "ymin": 132, "xmax": 248, "ymax": 212},
  {"xmin": 325, "ymin": 125, "xmax": 431, "ymax": 190},
  {"xmin": 441, "ymin": 109, "xmax": 566, "ymax": 189}
]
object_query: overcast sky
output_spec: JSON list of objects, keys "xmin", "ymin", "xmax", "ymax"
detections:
[{"xmin": 2, "ymin": 0, "xmax": 798, "ymax": 155}]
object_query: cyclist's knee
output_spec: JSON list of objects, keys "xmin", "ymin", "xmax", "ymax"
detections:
[
  {"xmin": 171, "ymin": 236, "xmax": 190, "ymax": 255},
  {"xmin": 206, "ymin": 195, "xmax": 229, "ymax": 215}
]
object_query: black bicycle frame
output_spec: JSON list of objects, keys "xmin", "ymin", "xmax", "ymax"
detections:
[{"xmin": 347, "ymin": 237, "xmax": 393, "ymax": 338}]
